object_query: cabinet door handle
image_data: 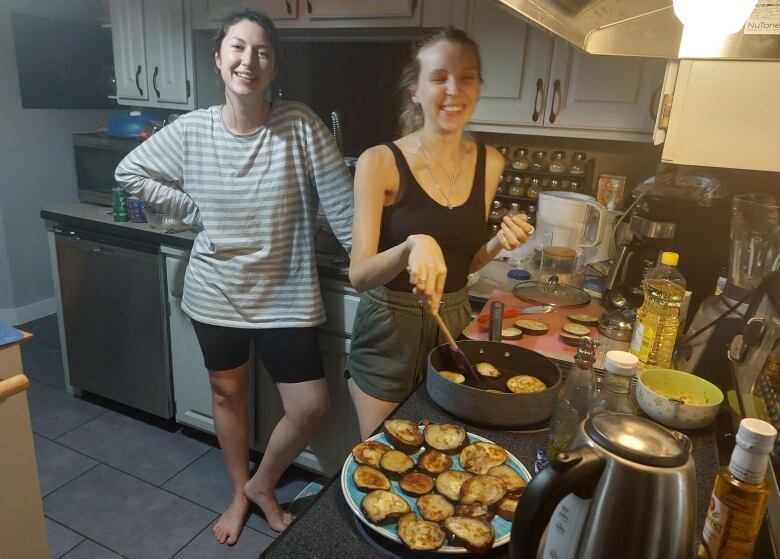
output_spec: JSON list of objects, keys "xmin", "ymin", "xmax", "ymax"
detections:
[
  {"xmin": 306, "ymin": 0, "xmax": 313, "ymax": 14},
  {"xmin": 152, "ymin": 66, "xmax": 160, "ymax": 98},
  {"xmin": 649, "ymin": 84, "xmax": 662, "ymax": 122},
  {"xmin": 532, "ymin": 78, "xmax": 544, "ymax": 122},
  {"xmin": 549, "ymin": 79, "xmax": 561, "ymax": 124},
  {"xmin": 284, "ymin": 0, "xmax": 292, "ymax": 14},
  {"xmin": 135, "ymin": 65, "xmax": 143, "ymax": 96}
]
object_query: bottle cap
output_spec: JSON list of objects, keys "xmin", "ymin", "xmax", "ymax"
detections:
[
  {"xmin": 603, "ymin": 351, "xmax": 639, "ymax": 376},
  {"xmin": 736, "ymin": 418, "xmax": 777, "ymax": 455},
  {"xmin": 660, "ymin": 252, "xmax": 679, "ymax": 266}
]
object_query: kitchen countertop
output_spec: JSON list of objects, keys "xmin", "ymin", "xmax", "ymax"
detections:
[{"xmin": 261, "ymin": 382, "xmax": 721, "ymax": 559}]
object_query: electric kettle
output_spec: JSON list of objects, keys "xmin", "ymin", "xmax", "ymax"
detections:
[{"xmin": 509, "ymin": 414, "xmax": 697, "ymax": 559}]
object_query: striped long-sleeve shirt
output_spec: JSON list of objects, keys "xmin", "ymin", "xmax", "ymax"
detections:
[{"xmin": 115, "ymin": 101, "xmax": 353, "ymax": 328}]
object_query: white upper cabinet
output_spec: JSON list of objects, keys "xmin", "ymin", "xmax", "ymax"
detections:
[
  {"xmin": 111, "ymin": 0, "xmax": 195, "ymax": 109},
  {"xmin": 192, "ymin": 0, "xmax": 297, "ymax": 28},
  {"xmin": 658, "ymin": 59, "xmax": 780, "ymax": 173},
  {"xmin": 467, "ymin": 1, "xmax": 667, "ymax": 141},
  {"xmin": 110, "ymin": 0, "xmax": 148, "ymax": 101},
  {"xmin": 467, "ymin": 1, "xmax": 552, "ymax": 128}
]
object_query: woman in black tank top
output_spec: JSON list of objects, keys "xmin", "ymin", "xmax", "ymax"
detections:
[{"xmin": 346, "ymin": 28, "xmax": 535, "ymax": 440}]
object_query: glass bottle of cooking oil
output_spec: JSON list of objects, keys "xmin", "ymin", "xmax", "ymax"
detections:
[
  {"xmin": 629, "ymin": 252, "xmax": 687, "ymax": 368},
  {"xmin": 698, "ymin": 418, "xmax": 777, "ymax": 559},
  {"xmin": 546, "ymin": 337, "xmax": 599, "ymax": 460}
]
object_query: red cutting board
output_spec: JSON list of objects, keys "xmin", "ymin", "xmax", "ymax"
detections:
[{"xmin": 463, "ymin": 289, "xmax": 606, "ymax": 363}]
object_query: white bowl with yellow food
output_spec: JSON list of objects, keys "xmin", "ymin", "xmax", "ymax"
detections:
[{"xmin": 635, "ymin": 368, "xmax": 724, "ymax": 429}]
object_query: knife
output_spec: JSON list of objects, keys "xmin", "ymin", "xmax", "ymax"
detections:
[{"xmin": 476, "ymin": 305, "xmax": 552, "ymax": 323}]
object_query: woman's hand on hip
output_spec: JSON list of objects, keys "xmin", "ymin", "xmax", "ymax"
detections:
[
  {"xmin": 406, "ymin": 234, "xmax": 447, "ymax": 314},
  {"xmin": 497, "ymin": 214, "xmax": 534, "ymax": 251}
]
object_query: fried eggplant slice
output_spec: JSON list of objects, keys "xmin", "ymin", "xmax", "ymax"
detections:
[
  {"xmin": 456, "ymin": 503, "xmax": 495, "ymax": 522},
  {"xmin": 399, "ymin": 472, "xmax": 434, "ymax": 497},
  {"xmin": 496, "ymin": 496, "xmax": 520, "ymax": 521},
  {"xmin": 506, "ymin": 375, "xmax": 546, "ymax": 394},
  {"xmin": 360, "ymin": 489, "xmax": 411, "ymax": 525},
  {"xmin": 379, "ymin": 449, "xmax": 415, "ymax": 479},
  {"xmin": 459, "ymin": 442, "xmax": 508, "ymax": 475},
  {"xmin": 397, "ymin": 512, "xmax": 446, "ymax": 551},
  {"xmin": 352, "ymin": 465, "xmax": 391, "ymax": 492},
  {"xmin": 351, "ymin": 441, "xmax": 391, "ymax": 469},
  {"xmin": 383, "ymin": 419, "xmax": 424, "ymax": 454},
  {"xmin": 418, "ymin": 449, "xmax": 453, "ymax": 476},
  {"xmin": 487, "ymin": 464, "xmax": 527, "ymax": 497},
  {"xmin": 476, "ymin": 362, "xmax": 501, "ymax": 378},
  {"xmin": 459, "ymin": 475, "xmax": 507, "ymax": 506},
  {"xmin": 439, "ymin": 370, "xmax": 466, "ymax": 384},
  {"xmin": 417, "ymin": 493, "xmax": 455, "ymax": 522},
  {"xmin": 423, "ymin": 423, "xmax": 468, "ymax": 455},
  {"xmin": 435, "ymin": 470, "xmax": 474, "ymax": 502},
  {"xmin": 444, "ymin": 516, "xmax": 495, "ymax": 553}
]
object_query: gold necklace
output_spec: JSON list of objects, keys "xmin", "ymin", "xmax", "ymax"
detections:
[{"xmin": 418, "ymin": 134, "xmax": 464, "ymax": 210}]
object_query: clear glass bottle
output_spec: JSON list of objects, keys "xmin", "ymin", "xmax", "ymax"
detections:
[
  {"xmin": 546, "ymin": 337, "xmax": 599, "ymax": 460},
  {"xmin": 508, "ymin": 176, "xmax": 525, "ymax": 197},
  {"xmin": 630, "ymin": 252, "xmax": 687, "ymax": 368},
  {"xmin": 569, "ymin": 152, "xmax": 587, "ymax": 175},
  {"xmin": 526, "ymin": 177, "xmax": 540, "ymax": 199},
  {"xmin": 548, "ymin": 151, "xmax": 568, "ymax": 173},
  {"xmin": 698, "ymin": 418, "xmax": 777, "ymax": 559},
  {"xmin": 510, "ymin": 147, "xmax": 530, "ymax": 170},
  {"xmin": 489, "ymin": 200, "xmax": 503, "ymax": 221},
  {"xmin": 591, "ymin": 351, "xmax": 639, "ymax": 416},
  {"xmin": 530, "ymin": 150, "xmax": 547, "ymax": 171}
]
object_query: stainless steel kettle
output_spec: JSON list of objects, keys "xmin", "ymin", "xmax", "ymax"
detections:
[{"xmin": 509, "ymin": 413, "xmax": 697, "ymax": 559}]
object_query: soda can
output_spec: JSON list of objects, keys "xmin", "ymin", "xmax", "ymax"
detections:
[{"xmin": 112, "ymin": 188, "xmax": 129, "ymax": 222}]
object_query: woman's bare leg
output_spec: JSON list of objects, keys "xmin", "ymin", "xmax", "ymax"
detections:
[
  {"xmin": 348, "ymin": 378, "xmax": 399, "ymax": 441},
  {"xmin": 209, "ymin": 364, "xmax": 251, "ymax": 545},
  {"xmin": 243, "ymin": 378, "xmax": 329, "ymax": 532}
]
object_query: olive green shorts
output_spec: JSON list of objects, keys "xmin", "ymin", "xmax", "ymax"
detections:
[{"xmin": 346, "ymin": 285, "xmax": 471, "ymax": 403}]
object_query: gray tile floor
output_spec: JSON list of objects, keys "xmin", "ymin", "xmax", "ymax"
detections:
[{"xmin": 18, "ymin": 315, "xmax": 319, "ymax": 559}]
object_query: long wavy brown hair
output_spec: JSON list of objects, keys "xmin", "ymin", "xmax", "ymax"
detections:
[{"xmin": 397, "ymin": 27, "xmax": 483, "ymax": 136}]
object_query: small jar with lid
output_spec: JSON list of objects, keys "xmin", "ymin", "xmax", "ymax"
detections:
[
  {"xmin": 510, "ymin": 147, "xmax": 530, "ymax": 170},
  {"xmin": 569, "ymin": 152, "xmax": 587, "ymax": 175},
  {"xmin": 549, "ymin": 178, "xmax": 562, "ymax": 191},
  {"xmin": 497, "ymin": 145, "xmax": 510, "ymax": 166},
  {"xmin": 548, "ymin": 151, "xmax": 568, "ymax": 173},
  {"xmin": 568, "ymin": 179, "xmax": 582, "ymax": 193},
  {"xmin": 490, "ymin": 223, "xmax": 500, "ymax": 237},
  {"xmin": 508, "ymin": 176, "xmax": 525, "ymax": 197},
  {"xmin": 489, "ymin": 200, "xmax": 504, "ymax": 221},
  {"xmin": 530, "ymin": 150, "xmax": 547, "ymax": 171},
  {"xmin": 508, "ymin": 202, "xmax": 522, "ymax": 217},
  {"xmin": 496, "ymin": 174, "xmax": 507, "ymax": 194},
  {"xmin": 526, "ymin": 177, "xmax": 541, "ymax": 199},
  {"xmin": 526, "ymin": 204, "xmax": 537, "ymax": 226}
]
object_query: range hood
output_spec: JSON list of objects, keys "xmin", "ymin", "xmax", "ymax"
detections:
[{"xmin": 496, "ymin": 0, "xmax": 780, "ymax": 60}]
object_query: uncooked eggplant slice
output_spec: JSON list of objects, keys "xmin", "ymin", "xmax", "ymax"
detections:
[
  {"xmin": 397, "ymin": 512, "xmax": 446, "ymax": 551},
  {"xmin": 352, "ymin": 465, "xmax": 391, "ymax": 492},
  {"xmin": 567, "ymin": 313, "xmax": 600, "ymax": 326},
  {"xmin": 559, "ymin": 332, "xmax": 584, "ymax": 346},
  {"xmin": 501, "ymin": 327, "xmax": 523, "ymax": 340},
  {"xmin": 360, "ymin": 489, "xmax": 411, "ymax": 524},
  {"xmin": 383, "ymin": 419, "xmax": 424, "ymax": 454},
  {"xmin": 424, "ymin": 423, "xmax": 468, "ymax": 454},
  {"xmin": 513, "ymin": 319, "xmax": 550, "ymax": 335},
  {"xmin": 444, "ymin": 516, "xmax": 495, "ymax": 553},
  {"xmin": 562, "ymin": 322, "xmax": 591, "ymax": 336},
  {"xmin": 417, "ymin": 493, "xmax": 455, "ymax": 522}
]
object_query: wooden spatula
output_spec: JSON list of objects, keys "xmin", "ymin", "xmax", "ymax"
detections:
[{"xmin": 434, "ymin": 313, "xmax": 481, "ymax": 383}]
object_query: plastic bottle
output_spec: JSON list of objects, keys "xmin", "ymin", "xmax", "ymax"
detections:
[
  {"xmin": 591, "ymin": 351, "xmax": 639, "ymax": 416},
  {"xmin": 546, "ymin": 337, "xmax": 599, "ymax": 460},
  {"xmin": 698, "ymin": 418, "xmax": 777, "ymax": 559},
  {"xmin": 629, "ymin": 252, "xmax": 687, "ymax": 368}
]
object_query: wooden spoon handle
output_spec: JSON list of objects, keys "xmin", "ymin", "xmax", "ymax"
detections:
[{"xmin": 434, "ymin": 313, "xmax": 459, "ymax": 349}]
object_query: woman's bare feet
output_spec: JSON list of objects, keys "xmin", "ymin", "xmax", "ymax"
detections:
[
  {"xmin": 213, "ymin": 493, "xmax": 250, "ymax": 545},
  {"xmin": 243, "ymin": 479, "xmax": 294, "ymax": 532}
]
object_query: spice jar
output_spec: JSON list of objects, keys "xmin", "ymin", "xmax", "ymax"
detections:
[
  {"xmin": 496, "ymin": 174, "xmax": 507, "ymax": 194},
  {"xmin": 489, "ymin": 200, "xmax": 504, "ymax": 221},
  {"xmin": 569, "ymin": 152, "xmax": 587, "ymax": 175},
  {"xmin": 497, "ymin": 145, "xmax": 510, "ymax": 166},
  {"xmin": 548, "ymin": 151, "xmax": 567, "ymax": 173},
  {"xmin": 508, "ymin": 202, "xmax": 522, "ymax": 217},
  {"xmin": 568, "ymin": 179, "xmax": 582, "ymax": 193},
  {"xmin": 549, "ymin": 178, "xmax": 561, "ymax": 191},
  {"xmin": 508, "ymin": 176, "xmax": 525, "ymax": 197},
  {"xmin": 530, "ymin": 150, "xmax": 547, "ymax": 171},
  {"xmin": 526, "ymin": 177, "xmax": 541, "ymax": 199},
  {"xmin": 510, "ymin": 148, "xmax": 530, "ymax": 170},
  {"xmin": 526, "ymin": 204, "xmax": 537, "ymax": 226}
]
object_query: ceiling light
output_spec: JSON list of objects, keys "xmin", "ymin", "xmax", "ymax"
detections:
[{"xmin": 673, "ymin": 0, "xmax": 758, "ymax": 35}]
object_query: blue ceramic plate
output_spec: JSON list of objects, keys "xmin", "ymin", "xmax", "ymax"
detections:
[{"xmin": 340, "ymin": 428, "xmax": 531, "ymax": 553}]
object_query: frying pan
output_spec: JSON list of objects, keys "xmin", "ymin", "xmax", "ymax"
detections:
[{"xmin": 426, "ymin": 340, "xmax": 562, "ymax": 427}]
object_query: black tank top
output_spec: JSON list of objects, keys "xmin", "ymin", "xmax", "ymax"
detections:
[{"xmin": 379, "ymin": 142, "xmax": 488, "ymax": 293}]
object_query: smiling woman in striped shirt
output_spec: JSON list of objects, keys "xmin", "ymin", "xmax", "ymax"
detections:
[{"xmin": 115, "ymin": 11, "xmax": 352, "ymax": 545}]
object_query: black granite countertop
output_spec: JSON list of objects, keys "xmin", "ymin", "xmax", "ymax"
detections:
[{"xmin": 261, "ymin": 383, "xmax": 721, "ymax": 559}]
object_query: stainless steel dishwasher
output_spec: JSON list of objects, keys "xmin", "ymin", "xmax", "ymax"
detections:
[{"xmin": 55, "ymin": 227, "xmax": 173, "ymax": 418}]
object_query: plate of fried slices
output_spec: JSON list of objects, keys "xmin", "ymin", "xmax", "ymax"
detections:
[{"xmin": 341, "ymin": 419, "xmax": 530, "ymax": 553}]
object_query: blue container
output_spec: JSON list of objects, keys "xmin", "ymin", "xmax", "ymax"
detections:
[{"xmin": 106, "ymin": 110, "xmax": 163, "ymax": 139}]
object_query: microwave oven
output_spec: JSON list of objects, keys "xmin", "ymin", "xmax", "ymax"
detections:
[{"xmin": 72, "ymin": 133, "xmax": 139, "ymax": 205}]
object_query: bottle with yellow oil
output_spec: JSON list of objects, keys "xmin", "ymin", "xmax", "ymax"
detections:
[
  {"xmin": 698, "ymin": 418, "xmax": 777, "ymax": 559},
  {"xmin": 629, "ymin": 251, "xmax": 686, "ymax": 368}
]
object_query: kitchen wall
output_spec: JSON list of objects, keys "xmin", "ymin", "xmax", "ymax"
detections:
[{"xmin": 0, "ymin": 0, "xmax": 113, "ymax": 324}]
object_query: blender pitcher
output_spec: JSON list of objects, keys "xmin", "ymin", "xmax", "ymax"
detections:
[{"xmin": 729, "ymin": 194, "xmax": 780, "ymax": 292}]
